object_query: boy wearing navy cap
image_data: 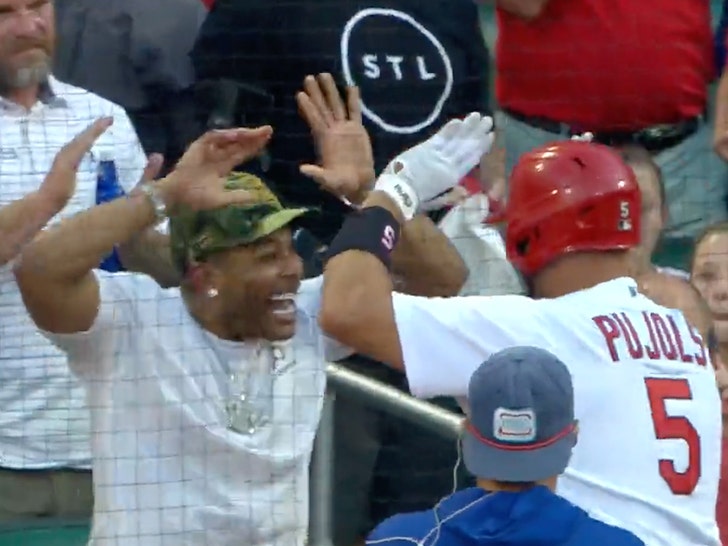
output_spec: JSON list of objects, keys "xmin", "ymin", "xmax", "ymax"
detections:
[{"xmin": 367, "ymin": 346, "xmax": 645, "ymax": 546}]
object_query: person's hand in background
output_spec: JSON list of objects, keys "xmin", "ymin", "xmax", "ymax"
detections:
[
  {"xmin": 296, "ymin": 73, "xmax": 375, "ymax": 205},
  {"xmin": 479, "ymin": 140, "xmax": 506, "ymax": 204},
  {"xmin": 429, "ymin": 186, "xmax": 470, "ymax": 209}
]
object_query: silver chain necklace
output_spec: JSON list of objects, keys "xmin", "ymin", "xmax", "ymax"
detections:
[{"xmin": 224, "ymin": 341, "xmax": 294, "ymax": 435}]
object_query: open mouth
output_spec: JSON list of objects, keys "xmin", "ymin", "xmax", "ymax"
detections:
[{"xmin": 269, "ymin": 293, "xmax": 297, "ymax": 320}]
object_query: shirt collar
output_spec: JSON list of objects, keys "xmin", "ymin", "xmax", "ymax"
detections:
[
  {"xmin": 609, "ymin": 276, "xmax": 638, "ymax": 293},
  {"xmin": 554, "ymin": 276, "xmax": 638, "ymax": 302},
  {"xmin": 0, "ymin": 75, "xmax": 68, "ymax": 111},
  {"xmin": 38, "ymin": 76, "xmax": 68, "ymax": 108}
]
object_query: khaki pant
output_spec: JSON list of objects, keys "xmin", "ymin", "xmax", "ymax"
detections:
[{"xmin": 0, "ymin": 468, "xmax": 92, "ymax": 522}]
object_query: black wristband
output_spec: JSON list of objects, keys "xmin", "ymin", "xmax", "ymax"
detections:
[{"xmin": 324, "ymin": 206, "xmax": 401, "ymax": 269}]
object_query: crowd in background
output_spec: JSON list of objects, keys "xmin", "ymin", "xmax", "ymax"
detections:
[{"xmin": 2, "ymin": 0, "xmax": 728, "ymax": 545}]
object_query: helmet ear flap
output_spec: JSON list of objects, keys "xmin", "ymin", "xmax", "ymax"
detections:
[
  {"xmin": 514, "ymin": 226, "xmax": 539, "ymax": 259},
  {"xmin": 509, "ymin": 225, "xmax": 543, "ymax": 276}
]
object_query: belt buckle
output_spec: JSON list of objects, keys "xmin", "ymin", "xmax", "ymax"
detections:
[{"xmin": 639, "ymin": 125, "xmax": 674, "ymax": 140}]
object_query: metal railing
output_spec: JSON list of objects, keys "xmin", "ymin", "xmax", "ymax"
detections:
[{"xmin": 308, "ymin": 363, "xmax": 465, "ymax": 546}]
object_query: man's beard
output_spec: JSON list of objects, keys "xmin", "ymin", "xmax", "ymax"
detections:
[{"xmin": 0, "ymin": 61, "xmax": 51, "ymax": 92}]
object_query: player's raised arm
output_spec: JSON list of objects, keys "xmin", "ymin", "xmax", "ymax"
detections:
[
  {"xmin": 296, "ymin": 73, "xmax": 469, "ymax": 297},
  {"xmin": 319, "ymin": 113, "xmax": 496, "ymax": 373},
  {"xmin": 15, "ymin": 125, "xmax": 271, "ymax": 335}
]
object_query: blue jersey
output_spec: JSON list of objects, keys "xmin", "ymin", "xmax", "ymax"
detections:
[{"xmin": 367, "ymin": 486, "xmax": 644, "ymax": 546}]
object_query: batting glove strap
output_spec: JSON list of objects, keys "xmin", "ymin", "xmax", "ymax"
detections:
[{"xmin": 373, "ymin": 174, "xmax": 419, "ymax": 221}]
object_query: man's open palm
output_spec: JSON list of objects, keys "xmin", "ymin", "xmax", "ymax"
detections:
[
  {"xmin": 297, "ymin": 73, "xmax": 375, "ymax": 203},
  {"xmin": 41, "ymin": 117, "xmax": 113, "ymax": 208},
  {"xmin": 165, "ymin": 126, "xmax": 273, "ymax": 211},
  {"xmin": 176, "ymin": 126, "xmax": 271, "ymax": 175}
]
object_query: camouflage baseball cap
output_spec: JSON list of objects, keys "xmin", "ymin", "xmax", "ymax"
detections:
[{"xmin": 169, "ymin": 172, "xmax": 309, "ymax": 272}]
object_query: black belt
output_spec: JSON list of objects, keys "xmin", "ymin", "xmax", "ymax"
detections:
[{"xmin": 503, "ymin": 108, "xmax": 702, "ymax": 153}]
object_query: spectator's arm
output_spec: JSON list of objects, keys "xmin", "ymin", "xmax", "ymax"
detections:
[
  {"xmin": 15, "ymin": 192, "xmax": 161, "ymax": 334},
  {"xmin": 496, "ymin": 0, "xmax": 550, "ymax": 19},
  {"xmin": 109, "ymin": 106, "xmax": 182, "ymax": 287},
  {"xmin": 320, "ymin": 192, "xmax": 410, "ymax": 370},
  {"xmin": 116, "ymin": 155, "xmax": 180, "ymax": 289},
  {"xmin": 391, "ymin": 214, "xmax": 468, "ymax": 297},
  {"xmin": 0, "ymin": 191, "xmax": 67, "ymax": 267},
  {"xmin": 117, "ymin": 224, "xmax": 180, "ymax": 288}
]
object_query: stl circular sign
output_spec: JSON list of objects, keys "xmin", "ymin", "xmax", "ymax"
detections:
[{"xmin": 340, "ymin": 8, "xmax": 454, "ymax": 135}]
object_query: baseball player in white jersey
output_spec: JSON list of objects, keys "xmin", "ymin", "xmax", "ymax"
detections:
[{"xmin": 317, "ymin": 133, "xmax": 722, "ymax": 545}]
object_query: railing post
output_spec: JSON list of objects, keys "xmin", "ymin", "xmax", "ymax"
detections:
[
  {"xmin": 309, "ymin": 389, "xmax": 335, "ymax": 546},
  {"xmin": 310, "ymin": 363, "xmax": 464, "ymax": 546}
]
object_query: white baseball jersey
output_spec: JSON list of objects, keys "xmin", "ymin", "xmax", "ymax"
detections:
[{"xmin": 391, "ymin": 277, "xmax": 721, "ymax": 546}]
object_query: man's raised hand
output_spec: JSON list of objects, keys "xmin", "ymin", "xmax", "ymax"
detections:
[
  {"xmin": 39, "ymin": 117, "xmax": 113, "ymax": 209},
  {"xmin": 159, "ymin": 126, "xmax": 273, "ymax": 211},
  {"xmin": 296, "ymin": 73, "xmax": 375, "ymax": 204}
]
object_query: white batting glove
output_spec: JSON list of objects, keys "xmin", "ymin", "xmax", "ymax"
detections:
[{"xmin": 373, "ymin": 113, "xmax": 494, "ymax": 220}]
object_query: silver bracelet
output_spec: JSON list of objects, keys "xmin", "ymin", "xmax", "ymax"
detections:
[{"xmin": 137, "ymin": 183, "xmax": 168, "ymax": 224}]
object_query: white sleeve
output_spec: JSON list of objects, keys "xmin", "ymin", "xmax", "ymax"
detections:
[
  {"xmin": 296, "ymin": 276, "xmax": 354, "ymax": 362},
  {"xmin": 40, "ymin": 271, "xmax": 142, "ymax": 380},
  {"xmin": 392, "ymin": 293, "xmax": 555, "ymax": 398}
]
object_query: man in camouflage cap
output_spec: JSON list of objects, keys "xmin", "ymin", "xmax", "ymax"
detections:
[
  {"xmin": 169, "ymin": 171, "xmax": 313, "ymax": 341},
  {"xmin": 15, "ymin": 128, "xmax": 357, "ymax": 545},
  {"xmin": 14, "ymin": 75, "xmax": 470, "ymax": 546},
  {"xmin": 170, "ymin": 171, "xmax": 309, "ymax": 274}
]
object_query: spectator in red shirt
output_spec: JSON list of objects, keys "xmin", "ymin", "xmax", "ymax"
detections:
[{"xmin": 496, "ymin": 0, "xmax": 724, "ymax": 241}]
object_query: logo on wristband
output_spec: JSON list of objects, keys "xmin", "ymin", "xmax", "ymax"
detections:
[{"xmin": 382, "ymin": 224, "xmax": 397, "ymax": 250}]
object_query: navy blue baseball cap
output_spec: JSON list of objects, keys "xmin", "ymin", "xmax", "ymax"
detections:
[{"xmin": 462, "ymin": 346, "xmax": 577, "ymax": 482}]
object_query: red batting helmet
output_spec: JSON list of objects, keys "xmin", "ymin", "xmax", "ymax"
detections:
[{"xmin": 489, "ymin": 141, "xmax": 640, "ymax": 277}]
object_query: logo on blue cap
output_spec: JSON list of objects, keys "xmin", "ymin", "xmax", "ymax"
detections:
[{"xmin": 493, "ymin": 408, "xmax": 537, "ymax": 443}]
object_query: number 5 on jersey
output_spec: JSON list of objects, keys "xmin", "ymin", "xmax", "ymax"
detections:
[{"xmin": 645, "ymin": 377, "xmax": 701, "ymax": 495}]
